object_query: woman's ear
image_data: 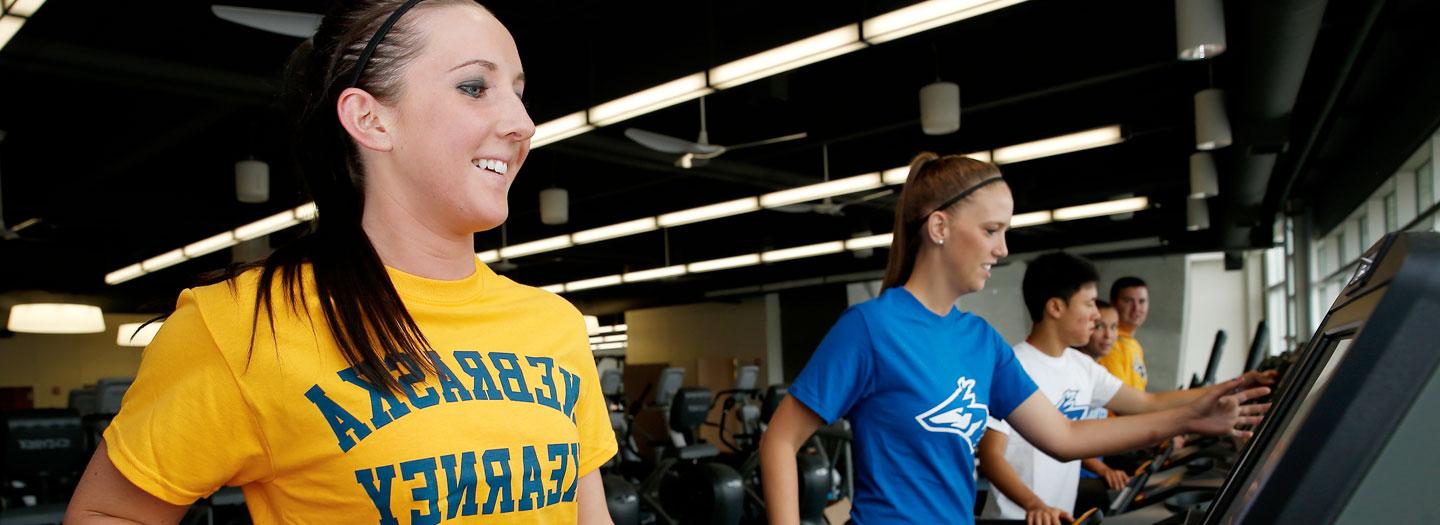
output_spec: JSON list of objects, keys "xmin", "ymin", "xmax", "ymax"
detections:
[
  {"xmin": 336, "ymin": 87, "xmax": 393, "ymax": 152},
  {"xmin": 925, "ymin": 211, "xmax": 949, "ymax": 245}
]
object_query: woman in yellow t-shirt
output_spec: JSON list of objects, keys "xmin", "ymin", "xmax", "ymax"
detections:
[{"xmin": 65, "ymin": 1, "xmax": 617, "ymax": 523}]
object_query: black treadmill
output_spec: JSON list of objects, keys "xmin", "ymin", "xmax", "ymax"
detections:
[{"xmin": 1107, "ymin": 231, "xmax": 1440, "ymax": 524}]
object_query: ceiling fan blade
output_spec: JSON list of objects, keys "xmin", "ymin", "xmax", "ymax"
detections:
[
  {"xmin": 625, "ymin": 128, "xmax": 723, "ymax": 155},
  {"xmin": 771, "ymin": 204, "xmax": 816, "ymax": 213},
  {"xmin": 213, "ymin": 5, "xmax": 323, "ymax": 38},
  {"xmin": 722, "ymin": 132, "xmax": 808, "ymax": 152}
]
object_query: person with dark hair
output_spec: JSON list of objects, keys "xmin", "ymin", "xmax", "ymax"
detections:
[
  {"xmin": 1099, "ymin": 276, "xmax": 1151, "ymax": 390},
  {"xmin": 1081, "ymin": 300, "xmax": 1119, "ymax": 361},
  {"xmin": 759, "ymin": 154, "xmax": 1270, "ymax": 525},
  {"xmin": 65, "ymin": 2, "xmax": 617, "ymax": 523},
  {"xmin": 976, "ymin": 254, "xmax": 1271, "ymax": 523}
]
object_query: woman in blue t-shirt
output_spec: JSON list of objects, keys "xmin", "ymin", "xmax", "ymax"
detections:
[{"xmin": 759, "ymin": 152, "xmax": 1270, "ymax": 525}]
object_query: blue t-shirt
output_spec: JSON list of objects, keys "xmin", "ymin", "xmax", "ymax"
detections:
[{"xmin": 790, "ymin": 287, "xmax": 1039, "ymax": 524}]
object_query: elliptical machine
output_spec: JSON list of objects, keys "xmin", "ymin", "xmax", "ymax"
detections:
[{"xmin": 638, "ymin": 385, "xmax": 745, "ymax": 525}]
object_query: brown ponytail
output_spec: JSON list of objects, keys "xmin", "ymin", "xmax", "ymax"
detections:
[{"xmin": 881, "ymin": 153, "xmax": 1004, "ymax": 289}]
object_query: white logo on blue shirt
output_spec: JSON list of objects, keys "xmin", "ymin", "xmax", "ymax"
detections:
[{"xmin": 915, "ymin": 377, "xmax": 990, "ymax": 451}]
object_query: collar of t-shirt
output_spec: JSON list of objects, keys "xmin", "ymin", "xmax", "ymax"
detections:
[
  {"xmin": 1014, "ymin": 340, "xmax": 1076, "ymax": 371},
  {"xmin": 383, "ymin": 257, "xmax": 491, "ymax": 305},
  {"xmin": 891, "ymin": 286, "xmax": 962, "ymax": 324}
]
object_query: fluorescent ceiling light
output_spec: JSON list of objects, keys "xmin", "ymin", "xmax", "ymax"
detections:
[
  {"xmin": 584, "ymin": 315, "xmax": 600, "ymax": 333},
  {"xmin": 623, "ymin": 265, "xmax": 688, "ymax": 283},
  {"xmin": 688, "ymin": 253, "xmax": 761, "ymax": 273},
  {"xmin": 7, "ymin": 303, "xmax": 105, "ymax": 334},
  {"xmin": 106, "ymin": 263, "xmax": 145, "ymax": 285},
  {"xmin": 1053, "ymin": 197, "xmax": 1150, "ymax": 221},
  {"xmin": 500, "ymin": 235, "xmax": 573, "ymax": 259},
  {"xmin": 760, "ymin": 174, "xmax": 883, "ymax": 208},
  {"xmin": 762, "ymin": 241, "xmax": 845, "ymax": 262},
  {"xmin": 540, "ymin": 284, "xmax": 565, "ymax": 294},
  {"xmin": 614, "ymin": 324, "xmax": 628, "ymax": 332},
  {"xmin": 0, "ymin": 16, "xmax": 22, "ymax": 51},
  {"xmin": 593, "ymin": 324, "xmax": 624, "ymax": 335},
  {"xmin": 589, "ymin": 336, "xmax": 603, "ymax": 344},
  {"xmin": 709, "ymin": 26, "xmax": 866, "ymax": 89},
  {"xmin": 589, "ymin": 74, "xmax": 712, "ymax": 127},
  {"xmin": 183, "ymin": 232, "xmax": 238, "ymax": 258},
  {"xmin": 846, "ymin": 233, "xmax": 894, "ymax": 251},
  {"xmin": 602, "ymin": 334, "xmax": 628, "ymax": 343},
  {"xmin": 1010, "ymin": 211, "xmax": 1053, "ymax": 228},
  {"xmin": 881, "ymin": 166, "xmax": 911, "ymax": 185},
  {"xmin": 7, "ymin": 0, "xmax": 47, "ymax": 17},
  {"xmin": 657, "ymin": 197, "xmax": 761, "ymax": 227},
  {"xmin": 531, "ymin": 112, "xmax": 594, "ymax": 148},
  {"xmin": 117, "ymin": 321, "xmax": 163, "ymax": 347},
  {"xmin": 235, "ymin": 210, "xmax": 300, "ymax": 241},
  {"xmin": 295, "ymin": 202, "xmax": 318, "ymax": 221},
  {"xmin": 141, "ymin": 249, "xmax": 187, "ymax": 272},
  {"xmin": 879, "ymin": 151, "xmax": 992, "ymax": 185},
  {"xmin": 992, "ymin": 126, "xmax": 1123, "ymax": 164},
  {"xmin": 565, "ymin": 274, "xmax": 623, "ymax": 292},
  {"xmin": 476, "ymin": 250, "xmax": 500, "ymax": 263},
  {"xmin": 573, "ymin": 218, "xmax": 658, "ymax": 244},
  {"xmin": 863, "ymin": 0, "xmax": 1029, "ymax": 44},
  {"xmin": 592, "ymin": 342, "xmax": 626, "ymax": 351}
]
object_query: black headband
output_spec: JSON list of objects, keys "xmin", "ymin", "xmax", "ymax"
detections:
[
  {"xmin": 349, "ymin": 0, "xmax": 428, "ymax": 88},
  {"xmin": 911, "ymin": 175, "xmax": 1005, "ymax": 228}
]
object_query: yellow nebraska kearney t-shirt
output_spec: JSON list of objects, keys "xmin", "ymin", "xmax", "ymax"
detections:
[{"xmin": 104, "ymin": 261, "xmax": 617, "ymax": 524}]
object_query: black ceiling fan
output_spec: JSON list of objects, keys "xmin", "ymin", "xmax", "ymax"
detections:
[{"xmin": 625, "ymin": 97, "xmax": 807, "ymax": 169}]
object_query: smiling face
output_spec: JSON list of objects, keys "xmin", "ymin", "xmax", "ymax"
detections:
[
  {"xmin": 375, "ymin": 4, "xmax": 535, "ymax": 235},
  {"xmin": 1084, "ymin": 305, "xmax": 1120, "ymax": 358},
  {"xmin": 1114, "ymin": 285, "xmax": 1150, "ymax": 331},
  {"xmin": 938, "ymin": 183, "xmax": 1013, "ymax": 295}
]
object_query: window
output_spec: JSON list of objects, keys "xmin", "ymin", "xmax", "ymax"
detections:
[
  {"xmin": 1357, "ymin": 214, "xmax": 1369, "ymax": 253},
  {"xmin": 1420, "ymin": 160, "xmax": 1434, "ymax": 214},
  {"xmin": 1337, "ymin": 230, "xmax": 1348, "ymax": 268},
  {"xmin": 1384, "ymin": 191, "xmax": 1399, "ymax": 232}
]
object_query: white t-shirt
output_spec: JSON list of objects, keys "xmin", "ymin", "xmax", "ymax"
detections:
[{"xmin": 980, "ymin": 341, "xmax": 1124, "ymax": 519}]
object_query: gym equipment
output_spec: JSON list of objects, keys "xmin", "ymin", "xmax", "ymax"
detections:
[
  {"xmin": 1106, "ymin": 232, "xmax": 1440, "ymax": 524},
  {"xmin": 0, "ymin": 409, "xmax": 86, "ymax": 523},
  {"xmin": 639, "ymin": 387, "xmax": 744, "ymax": 525},
  {"xmin": 1242, "ymin": 320, "xmax": 1268, "ymax": 372},
  {"xmin": 1188, "ymin": 330, "xmax": 1226, "ymax": 388}
]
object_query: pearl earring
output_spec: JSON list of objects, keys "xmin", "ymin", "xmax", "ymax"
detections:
[{"xmin": 935, "ymin": 238, "xmax": 945, "ymax": 246}]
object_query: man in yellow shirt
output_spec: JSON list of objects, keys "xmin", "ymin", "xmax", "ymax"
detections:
[{"xmin": 1097, "ymin": 277, "xmax": 1149, "ymax": 391}]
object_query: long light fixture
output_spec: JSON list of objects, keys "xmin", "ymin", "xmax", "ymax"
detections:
[
  {"xmin": 862, "ymin": 0, "xmax": 1030, "ymax": 44},
  {"xmin": 709, "ymin": 26, "xmax": 865, "ymax": 89},
  {"xmin": 759, "ymin": 174, "xmax": 884, "ymax": 208},
  {"xmin": 1053, "ymin": 197, "xmax": 1150, "ymax": 221},
  {"xmin": 8, "ymin": 303, "xmax": 105, "ymax": 334},
  {"xmin": 499, "ymin": 235, "xmax": 572, "ymax": 259},
  {"xmin": 531, "ymin": 112, "xmax": 593, "ymax": 149},
  {"xmin": 1010, "ymin": 210, "xmax": 1053, "ymax": 228},
  {"xmin": 0, "ymin": 15, "xmax": 23, "ymax": 51},
  {"xmin": 588, "ymin": 74, "xmax": 712, "ymax": 127},
  {"xmin": 657, "ymin": 198, "xmax": 761, "ymax": 227},
  {"xmin": 545, "ymin": 195, "xmax": 1150, "ymax": 294},
  {"xmin": 689, "ymin": 254, "xmax": 762, "ymax": 274},
  {"xmin": 761, "ymin": 241, "xmax": 846, "ymax": 262},
  {"xmin": 991, "ymin": 126, "xmax": 1124, "ymax": 164},
  {"xmin": 573, "ymin": 218, "xmax": 659, "ymax": 244},
  {"xmin": 105, "ymin": 0, "xmax": 1045, "ymax": 286},
  {"xmin": 117, "ymin": 321, "xmax": 163, "ymax": 347}
]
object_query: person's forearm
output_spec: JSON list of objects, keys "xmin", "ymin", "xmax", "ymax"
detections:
[
  {"xmin": 761, "ymin": 435, "xmax": 803, "ymax": 525},
  {"xmin": 1147, "ymin": 385, "xmax": 1213, "ymax": 410},
  {"xmin": 977, "ymin": 452, "xmax": 1046, "ymax": 510},
  {"xmin": 1049, "ymin": 408, "xmax": 1189, "ymax": 460}
]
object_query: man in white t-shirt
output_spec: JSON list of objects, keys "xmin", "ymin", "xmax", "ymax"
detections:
[{"xmin": 978, "ymin": 253, "xmax": 1272, "ymax": 524}]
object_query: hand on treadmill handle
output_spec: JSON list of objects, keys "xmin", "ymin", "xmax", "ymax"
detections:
[{"xmin": 1183, "ymin": 378, "xmax": 1271, "ymax": 438}]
